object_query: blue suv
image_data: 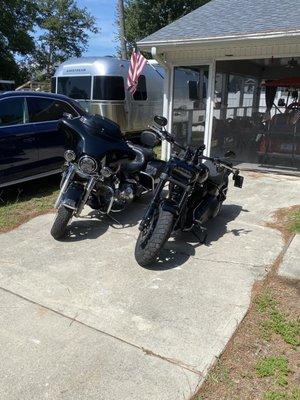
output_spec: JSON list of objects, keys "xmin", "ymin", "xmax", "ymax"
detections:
[{"xmin": 0, "ymin": 92, "xmax": 86, "ymax": 187}]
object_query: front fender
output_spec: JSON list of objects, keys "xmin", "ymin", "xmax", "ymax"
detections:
[
  {"xmin": 61, "ymin": 182, "xmax": 85, "ymax": 210},
  {"xmin": 160, "ymin": 199, "xmax": 179, "ymax": 216}
]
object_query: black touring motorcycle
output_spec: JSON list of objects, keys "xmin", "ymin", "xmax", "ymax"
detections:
[
  {"xmin": 135, "ymin": 116, "xmax": 244, "ymax": 267},
  {"xmin": 51, "ymin": 114, "xmax": 163, "ymax": 240}
]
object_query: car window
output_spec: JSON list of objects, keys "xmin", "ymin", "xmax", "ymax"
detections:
[
  {"xmin": 133, "ymin": 75, "xmax": 147, "ymax": 101},
  {"xmin": 0, "ymin": 97, "xmax": 25, "ymax": 126},
  {"xmin": 27, "ymin": 98, "xmax": 78, "ymax": 122}
]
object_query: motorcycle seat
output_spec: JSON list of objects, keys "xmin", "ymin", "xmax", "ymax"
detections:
[{"xmin": 125, "ymin": 144, "xmax": 154, "ymax": 173}]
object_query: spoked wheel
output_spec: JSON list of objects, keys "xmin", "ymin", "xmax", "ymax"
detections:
[
  {"xmin": 51, "ymin": 206, "xmax": 73, "ymax": 240},
  {"xmin": 135, "ymin": 208, "xmax": 175, "ymax": 267}
]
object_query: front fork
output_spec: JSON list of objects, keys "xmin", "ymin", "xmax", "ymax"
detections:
[
  {"xmin": 139, "ymin": 172, "xmax": 193, "ymax": 231},
  {"xmin": 76, "ymin": 176, "xmax": 97, "ymax": 216},
  {"xmin": 55, "ymin": 164, "xmax": 97, "ymax": 217},
  {"xmin": 139, "ymin": 178, "xmax": 166, "ymax": 231},
  {"xmin": 55, "ymin": 164, "xmax": 76, "ymax": 208}
]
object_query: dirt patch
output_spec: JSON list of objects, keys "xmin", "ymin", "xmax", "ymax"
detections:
[
  {"xmin": 191, "ymin": 206, "xmax": 300, "ymax": 400},
  {"xmin": 265, "ymin": 205, "xmax": 300, "ymax": 244},
  {"xmin": 192, "ymin": 277, "xmax": 300, "ymax": 400}
]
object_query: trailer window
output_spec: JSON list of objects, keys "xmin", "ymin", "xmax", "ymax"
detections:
[
  {"xmin": 0, "ymin": 81, "xmax": 15, "ymax": 92},
  {"xmin": 57, "ymin": 76, "xmax": 91, "ymax": 99},
  {"xmin": 51, "ymin": 77, "xmax": 56, "ymax": 93},
  {"xmin": 93, "ymin": 76, "xmax": 125, "ymax": 100},
  {"xmin": 133, "ymin": 75, "xmax": 147, "ymax": 101}
]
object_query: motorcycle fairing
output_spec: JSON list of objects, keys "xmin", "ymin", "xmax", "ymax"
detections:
[{"xmin": 61, "ymin": 116, "xmax": 136, "ymax": 161}]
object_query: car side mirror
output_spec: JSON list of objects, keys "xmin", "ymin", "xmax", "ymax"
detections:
[
  {"xmin": 141, "ymin": 130, "xmax": 160, "ymax": 148},
  {"xmin": 154, "ymin": 115, "xmax": 168, "ymax": 127},
  {"xmin": 224, "ymin": 150, "xmax": 236, "ymax": 159},
  {"xmin": 278, "ymin": 98, "xmax": 285, "ymax": 107}
]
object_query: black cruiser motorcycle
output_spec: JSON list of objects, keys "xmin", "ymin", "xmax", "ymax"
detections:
[
  {"xmin": 51, "ymin": 114, "xmax": 163, "ymax": 240},
  {"xmin": 135, "ymin": 116, "xmax": 244, "ymax": 267}
]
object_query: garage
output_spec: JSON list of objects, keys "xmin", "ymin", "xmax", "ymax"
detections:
[{"xmin": 137, "ymin": 0, "xmax": 300, "ymax": 172}]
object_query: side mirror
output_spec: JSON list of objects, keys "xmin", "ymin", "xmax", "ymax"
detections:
[
  {"xmin": 224, "ymin": 150, "xmax": 236, "ymax": 159},
  {"xmin": 278, "ymin": 98, "xmax": 285, "ymax": 107},
  {"xmin": 233, "ymin": 174, "xmax": 244, "ymax": 188},
  {"xmin": 154, "ymin": 115, "xmax": 168, "ymax": 127},
  {"xmin": 141, "ymin": 130, "xmax": 159, "ymax": 148}
]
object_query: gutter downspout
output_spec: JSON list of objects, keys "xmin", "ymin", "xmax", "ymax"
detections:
[{"xmin": 151, "ymin": 46, "xmax": 173, "ymax": 160}]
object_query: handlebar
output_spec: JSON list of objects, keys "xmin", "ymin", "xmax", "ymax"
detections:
[{"xmin": 150, "ymin": 124, "xmax": 239, "ymax": 175}]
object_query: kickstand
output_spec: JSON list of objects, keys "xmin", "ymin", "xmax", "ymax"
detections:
[{"xmin": 192, "ymin": 225, "xmax": 208, "ymax": 244}]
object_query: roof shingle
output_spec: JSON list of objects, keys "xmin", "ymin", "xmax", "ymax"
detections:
[{"xmin": 138, "ymin": 0, "xmax": 300, "ymax": 45}]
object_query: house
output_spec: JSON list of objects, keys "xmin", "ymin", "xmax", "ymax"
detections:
[{"xmin": 138, "ymin": 0, "xmax": 300, "ymax": 172}]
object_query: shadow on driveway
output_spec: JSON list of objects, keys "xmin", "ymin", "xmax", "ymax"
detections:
[
  {"xmin": 58, "ymin": 196, "xmax": 149, "ymax": 242},
  {"xmin": 142, "ymin": 204, "xmax": 250, "ymax": 271},
  {"xmin": 59, "ymin": 201, "xmax": 250, "ymax": 272}
]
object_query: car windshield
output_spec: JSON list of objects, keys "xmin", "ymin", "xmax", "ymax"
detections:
[{"xmin": 57, "ymin": 76, "xmax": 91, "ymax": 99}]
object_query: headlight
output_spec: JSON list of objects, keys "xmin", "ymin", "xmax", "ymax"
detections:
[
  {"xmin": 78, "ymin": 156, "xmax": 98, "ymax": 174},
  {"xmin": 64, "ymin": 150, "xmax": 76, "ymax": 162}
]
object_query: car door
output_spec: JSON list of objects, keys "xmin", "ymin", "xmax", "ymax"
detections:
[
  {"xmin": 0, "ymin": 97, "xmax": 38, "ymax": 186},
  {"xmin": 26, "ymin": 97, "xmax": 79, "ymax": 173}
]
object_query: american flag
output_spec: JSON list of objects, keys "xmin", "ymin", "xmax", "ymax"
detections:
[{"xmin": 127, "ymin": 50, "xmax": 147, "ymax": 95}]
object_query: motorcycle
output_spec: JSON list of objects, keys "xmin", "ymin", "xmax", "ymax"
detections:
[
  {"xmin": 135, "ymin": 116, "xmax": 244, "ymax": 267},
  {"xmin": 51, "ymin": 114, "xmax": 164, "ymax": 240}
]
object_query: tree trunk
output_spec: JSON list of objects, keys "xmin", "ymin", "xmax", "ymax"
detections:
[{"xmin": 118, "ymin": 0, "xmax": 127, "ymax": 59}]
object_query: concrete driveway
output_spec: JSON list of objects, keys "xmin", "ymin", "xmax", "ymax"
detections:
[{"xmin": 0, "ymin": 172, "xmax": 299, "ymax": 399}]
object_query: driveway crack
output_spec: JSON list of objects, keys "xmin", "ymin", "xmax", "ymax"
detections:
[{"xmin": 0, "ymin": 285, "xmax": 203, "ymax": 377}]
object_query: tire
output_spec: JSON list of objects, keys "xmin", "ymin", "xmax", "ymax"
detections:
[
  {"xmin": 135, "ymin": 208, "xmax": 175, "ymax": 267},
  {"xmin": 51, "ymin": 206, "xmax": 73, "ymax": 240}
]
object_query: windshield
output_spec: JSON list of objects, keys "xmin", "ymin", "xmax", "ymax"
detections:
[{"xmin": 57, "ymin": 76, "xmax": 91, "ymax": 99}]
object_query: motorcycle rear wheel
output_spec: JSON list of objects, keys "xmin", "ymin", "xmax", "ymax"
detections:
[
  {"xmin": 51, "ymin": 206, "xmax": 73, "ymax": 240},
  {"xmin": 135, "ymin": 208, "xmax": 174, "ymax": 267}
]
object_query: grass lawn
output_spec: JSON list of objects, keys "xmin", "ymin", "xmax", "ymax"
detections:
[
  {"xmin": 289, "ymin": 209, "xmax": 300, "ymax": 233},
  {"xmin": 0, "ymin": 176, "xmax": 60, "ymax": 233},
  {"xmin": 192, "ymin": 206, "xmax": 300, "ymax": 400}
]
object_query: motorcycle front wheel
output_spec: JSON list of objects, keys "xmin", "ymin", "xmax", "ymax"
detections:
[
  {"xmin": 51, "ymin": 206, "xmax": 73, "ymax": 240},
  {"xmin": 135, "ymin": 208, "xmax": 174, "ymax": 267}
]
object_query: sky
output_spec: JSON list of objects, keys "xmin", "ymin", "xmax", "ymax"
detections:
[{"xmin": 77, "ymin": 0, "xmax": 119, "ymax": 57}]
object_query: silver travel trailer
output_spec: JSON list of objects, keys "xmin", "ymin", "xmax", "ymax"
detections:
[
  {"xmin": 0, "ymin": 80, "xmax": 15, "ymax": 92},
  {"xmin": 52, "ymin": 56, "xmax": 165, "ymax": 133}
]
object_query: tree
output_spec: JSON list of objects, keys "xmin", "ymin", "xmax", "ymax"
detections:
[
  {"xmin": 123, "ymin": 0, "xmax": 211, "ymax": 50},
  {"xmin": 117, "ymin": 0, "xmax": 127, "ymax": 59},
  {"xmin": 0, "ymin": 0, "xmax": 37, "ymax": 82},
  {"xmin": 34, "ymin": 0, "xmax": 99, "ymax": 77}
]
